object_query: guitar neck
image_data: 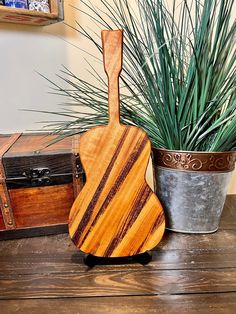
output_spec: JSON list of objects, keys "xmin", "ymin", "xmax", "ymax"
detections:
[{"xmin": 102, "ymin": 30, "xmax": 123, "ymax": 126}]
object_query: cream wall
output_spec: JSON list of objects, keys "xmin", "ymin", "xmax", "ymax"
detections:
[{"xmin": 0, "ymin": 0, "xmax": 235, "ymax": 193}]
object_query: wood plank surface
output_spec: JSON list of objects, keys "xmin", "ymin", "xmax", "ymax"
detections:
[
  {"xmin": 1, "ymin": 293, "xmax": 236, "ymax": 314},
  {"xmin": 0, "ymin": 195, "xmax": 235, "ymax": 313},
  {"xmin": 1, "ymin": 227, "xmax": 235, "ymax": 254},
  {"xmin": 0, "ymin": 230, "xmax": 236, "ymax": 274},
  {"xmin": 0, "ymin": 268, "xmax": 236, "ymax": 299},
  {"xmin": 0, "ymin": 246, "xmax": 235, "ymax": 275}
]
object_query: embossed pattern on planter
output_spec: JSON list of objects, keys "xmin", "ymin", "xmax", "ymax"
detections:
[
  {"xmin": 154, "ymin": 166, "xmax": 233, "ymax": 233},
  {"xmin": 153, "ymin": 149, "xmax": 235, "ymax": 172}
]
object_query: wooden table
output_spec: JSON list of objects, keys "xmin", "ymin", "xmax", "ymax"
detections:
[{"xmin": 0, "ymin": 195, "xmax": 235, "ymax": 313}]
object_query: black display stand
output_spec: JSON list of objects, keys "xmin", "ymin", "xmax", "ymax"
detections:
[{"xmin": 84, "ymin": 251, "xmax": 152, "ymax": 267}]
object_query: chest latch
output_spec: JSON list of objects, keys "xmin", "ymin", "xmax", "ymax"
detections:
[{"xmin": 22, "ymin": 167, "xmax": 51, "ymax": 187}]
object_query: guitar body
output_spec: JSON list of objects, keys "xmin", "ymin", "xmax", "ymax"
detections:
[
  {"xmin": 69, "ymin": 124, "xmax": 165, "ymax": 257},
  {"xmin": 69, "ymin": 30, "xmax": 165, "ymax": 257}
]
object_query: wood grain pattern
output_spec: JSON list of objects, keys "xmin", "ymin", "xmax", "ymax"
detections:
[
  {"xmin": 5, "ymin": 134, "xmax": 72, "ymax": 156},
  {"xmin": 0, "ymin": 211, "xmax": 5, "ymax": 230},
  {"xmin": 1, "ymin": 247, "xmax": 235, "ymax": 275},
  {"xmin": 1, "ymin": 231, "xmax": 236, "ymax": 275},
  {"xmin": 0, "ymin": 196, "xmax": 235, "ymax": 313},
  {"xmin": 1, "ymin": 268, "xmax": 235, "ymax": 299},
  {"xmin": 0, "ymin": 1, "xmax": 58, "ymax": 17},
  {"xmin": 8, "ymin": 184, "xmax": 74, "ymax": 228},
  {"xmin": 0, "ymin": 135, "xmax": 10, "ymax": 148},
  {"xmin": 0, "ymin": 133, "xmax": 21, "ymax": 230},
  {"xmin": 0, "ymin": 133, "xmax": 22, "ymax": 158},
  {"xmin": 1, "ymin": 293, "xmax": 235, "ymax": 314},
  {"xmin": 0, "ymin": 0, "xmax": 61, "ymax": 26},
  {"xmin": 0, "ymin": 135, "xmax": 15, "ymax": 232},
  {"xmin": 4, "ymin": 155, "xmax": 73, "ymax": 181},
  {"xmin": 0, "ymin": 133, "xmax": 84, "ymax": 237},
  {"xmin": 69, "ymin": 30, "xmax": 165, "ymax": 257}
]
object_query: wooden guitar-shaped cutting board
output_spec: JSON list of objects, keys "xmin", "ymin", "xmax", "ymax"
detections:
[{"xmin": 69, "ymin": 30, "xmax": 165, "ymax": 257}]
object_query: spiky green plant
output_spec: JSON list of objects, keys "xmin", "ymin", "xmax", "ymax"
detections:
[{"xmin": 38, "ymin": 0, "xmax": 236, "ymax": 151}]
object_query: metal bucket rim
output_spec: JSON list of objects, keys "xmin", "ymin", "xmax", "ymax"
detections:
[
  {"xmin": 153, "ymin": 147, "xmax": 236, "ymax": 155},
  {"xmin": 152, "ymin": 148, "xmax": 235, "ymax": 172}
]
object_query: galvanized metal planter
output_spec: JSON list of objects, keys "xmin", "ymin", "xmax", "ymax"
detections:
[{"xmin": 152, "ymin": 149, "xmax": 236, "ymax": 233}]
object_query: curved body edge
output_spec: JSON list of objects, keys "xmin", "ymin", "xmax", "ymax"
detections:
[{"xmin": 69, "ymin": 124, "xmax": 165, "ymax": 257}]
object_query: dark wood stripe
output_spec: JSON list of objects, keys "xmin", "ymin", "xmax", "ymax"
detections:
[
  {"xmin": 71, "ymin": 128, "xmax": 130, "ymax": 244},
  {"xmin": 151, "ymin": 211, "xmax": 165, "ymax": 234},
  {"xmin": 119, "ymin": 185, "xmax": 151, "ymax": 237},
  {"xmin": 78, "ymin": 134, "xmax": 149, "ymax": 250},
  {"xmin": 123, "ymin": 185, "xmax": 151, "ymax": 234},
  {"xmin": 104, "ymin": 184, "xmax": 151, "ymax": 257},
  {"xmin": 136, "ymin": 211, "xmax": 165, "ymax": 254}
]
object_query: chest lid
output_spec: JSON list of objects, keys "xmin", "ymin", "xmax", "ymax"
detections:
[{"xmin": 2, "ymin": 134, "xmax": 76, "ymax": 188}]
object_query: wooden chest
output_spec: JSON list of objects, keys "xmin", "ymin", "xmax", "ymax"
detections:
[{"xmin": 0, "ymin": 133, "xmax": 84, "ymax": 239}]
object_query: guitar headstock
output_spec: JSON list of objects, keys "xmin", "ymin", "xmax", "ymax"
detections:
[{"xmin": 102, "ymin": 30, "xmax": 123, "ymax": 79}]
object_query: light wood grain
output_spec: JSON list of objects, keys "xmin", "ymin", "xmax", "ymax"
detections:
[{"xmin": 69, "ymin": 30, "xmax": 165, "ymax": 257}]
